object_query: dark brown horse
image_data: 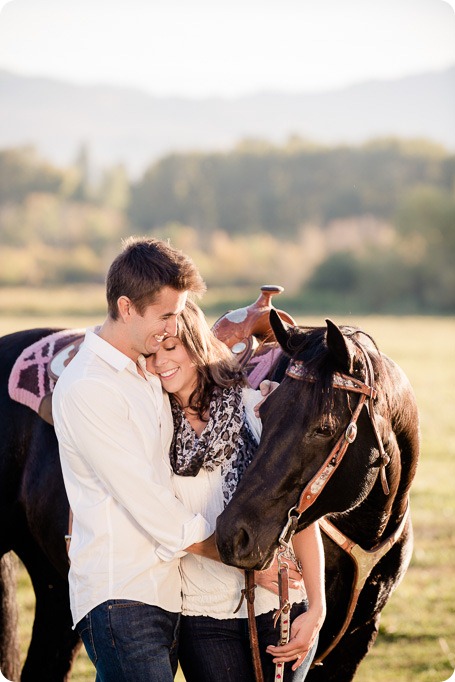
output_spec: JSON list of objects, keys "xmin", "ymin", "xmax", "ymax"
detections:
[
  {"xmin": 216, "ymin": 312, "xmax": 419, "ymax": 681},
  {"xmin": 0, "ymin": 309, "xmax": 419, "ymax": 681}
]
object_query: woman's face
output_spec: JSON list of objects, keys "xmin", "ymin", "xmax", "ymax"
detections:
[{"xmin": 150, "ymin": 336, "xmax": 198, "ymax": 403}]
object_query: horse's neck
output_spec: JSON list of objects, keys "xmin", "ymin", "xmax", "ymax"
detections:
[
  {"xmin": 335, "ymin": 362, "xmax": 418, "ymax": 549},
  {"xmin": 327, "ymin": 476, "xmax": 410, "ymax": 550}
]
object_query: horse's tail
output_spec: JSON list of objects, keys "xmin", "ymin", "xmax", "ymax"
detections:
[{"xmin": 0, "ymin": 552, "xmax": 20, "ymax": 682}]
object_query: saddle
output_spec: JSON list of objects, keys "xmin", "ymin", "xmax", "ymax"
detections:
[
  {"xmin": 212, "ymin": 285, "xmax": 295, "ymax": 384},
  {"xmin": 8, "ymin": 285, "xmax": 295, "ymax": 424}
]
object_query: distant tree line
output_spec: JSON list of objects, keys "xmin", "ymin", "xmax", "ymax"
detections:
[
  {"xmin": 0, "ymin": 138, "xmax": 454, "ymax": 313},
  {"xmin": 129, "ymin": 137, "xmax": 455, "ymax": 235}
]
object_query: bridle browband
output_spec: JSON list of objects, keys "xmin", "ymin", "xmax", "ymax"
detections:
[{"xmin": 279, "ymin": 348, "xmax": 390, "ymax": 547}]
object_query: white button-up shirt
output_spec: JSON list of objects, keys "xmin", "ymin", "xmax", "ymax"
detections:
[{"xmin": 53, "ymin": 329, "xmax": 211, "ymax": 627}]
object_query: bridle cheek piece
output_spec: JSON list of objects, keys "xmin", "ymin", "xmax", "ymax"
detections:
[{"xmin": 284, "ymin": 357, "xmax": 389, "ymax": 526}]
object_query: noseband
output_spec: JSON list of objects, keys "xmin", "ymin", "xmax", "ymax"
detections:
[{"xmin": 279, "ymin": 351, "xmax": 390, "ymax": 547}]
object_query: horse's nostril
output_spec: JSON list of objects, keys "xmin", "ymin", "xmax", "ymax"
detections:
[{"xmin": 233, "ymin": 526, "xmax": 252, "ymax": 557}]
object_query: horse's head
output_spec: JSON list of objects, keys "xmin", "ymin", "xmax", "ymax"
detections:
[{"xmin": 216, "ymin": 312, "xmax": 395, "ymax": 569}]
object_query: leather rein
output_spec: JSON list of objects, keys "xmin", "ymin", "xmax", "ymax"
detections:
[{"xmin": 246, "ymin": 347, "xmax": 408, "ymax": 680}]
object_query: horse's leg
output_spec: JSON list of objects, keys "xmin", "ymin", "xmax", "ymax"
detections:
[
  {"xmin": 307, "ymin": 616, "xmax": 380, "ymax": 682},
  {"xmin": 0, "ymin": 552, "xmax": 20, "ymax": 682},
  {"xmin": 15, "ymin": 546, "xmax": 80, "ymax": 682}
]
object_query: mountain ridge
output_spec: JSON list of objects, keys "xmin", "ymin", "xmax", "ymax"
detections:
[{"xmin": 1, "ymin": 66, "xmax": 454, "ymax": 175}]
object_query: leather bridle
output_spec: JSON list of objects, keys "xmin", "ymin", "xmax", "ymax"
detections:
[
  {"xmin": 278, "ymin": 352, "xmax": 391, "ymax": 548},
  {"xmin": 245, "ymin": 345, "xmax": 401, "ymax": 682},
  {"xmin": 264, "ymin": 351, "xmax": 397, "ymax": 677}
]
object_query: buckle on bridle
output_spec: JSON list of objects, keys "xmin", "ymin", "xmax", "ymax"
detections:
[
  {"xmin": 278, "ymin": 506, "xmax": 300, "ymax": 548},
  {"xmin": 345, "ymin": 422, "xmax": 358, "ymax": 443}
]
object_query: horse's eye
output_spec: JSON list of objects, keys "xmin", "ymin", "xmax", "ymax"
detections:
[{"xmin": 314, "ymin": 422, "xmax": 336, "ymax": 438}]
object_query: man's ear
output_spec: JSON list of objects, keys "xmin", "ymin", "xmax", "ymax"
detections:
[{"xmin": 117, "ymin": 296, "xmax": 132, "ymax": 322}]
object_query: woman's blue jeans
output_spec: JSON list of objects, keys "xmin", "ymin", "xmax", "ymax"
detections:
[
  {"xmin": 178, "ymin": 602, "xmax": 317, "ymax": 682},
  {"xmin": 75, "ymin": 599, "xmax": 179, "ymax": 682}
]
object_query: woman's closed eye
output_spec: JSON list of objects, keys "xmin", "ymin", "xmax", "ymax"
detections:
[{"xmin": 161, "ymin": 336, "xmax": 180, "ymax": 352}]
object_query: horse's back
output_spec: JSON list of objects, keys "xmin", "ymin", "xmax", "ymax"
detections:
[{"xmin": 0, "ymin": 327, "xmax": 62, "ymax": 358}]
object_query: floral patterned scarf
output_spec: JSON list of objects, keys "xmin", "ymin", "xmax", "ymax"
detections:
[{"xmin": 169, "ymin": 385, "xmax": 258, "ymax": 505}]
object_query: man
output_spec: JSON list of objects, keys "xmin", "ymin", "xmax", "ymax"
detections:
[{"xmin": 53, "ymin": 237, "xmax": 218, "ymax": 681}]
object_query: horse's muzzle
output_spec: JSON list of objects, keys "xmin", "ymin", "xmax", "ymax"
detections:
[{"xmin": 216, "ymin": 521, "xmax": 272, "ymax": 570}]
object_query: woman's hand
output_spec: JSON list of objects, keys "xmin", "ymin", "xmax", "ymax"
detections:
[
  {"xmin": 254, "ymin": 555, "xmax": 303, "ymax": 595},
  {"xmin": 266, "ymin": 606, "xmax": 325, "ymax": 671},
  {"xmin": 254, "ymin": 380, "xmax": 279, "ymax": 417}
]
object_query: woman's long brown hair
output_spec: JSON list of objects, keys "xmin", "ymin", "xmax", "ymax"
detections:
[{"xmin": 176, "ymin": 300, "xmax": 246, "ymax": 421}]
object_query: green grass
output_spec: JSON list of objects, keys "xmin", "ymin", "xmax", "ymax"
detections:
[{"xmin": 6, "ymin": 313, "xmax": 455, "ymax": 681}]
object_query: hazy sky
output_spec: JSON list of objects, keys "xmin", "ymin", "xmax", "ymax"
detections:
[{"xmin": 0, "ymin": 0, "xmax": 454, "ymax": 97}]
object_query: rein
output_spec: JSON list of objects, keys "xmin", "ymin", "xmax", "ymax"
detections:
[
  {"xmin": 243, "ymin": 570, "xmax": 265, "ymax": 682},
  {"xmin": 238, "ymin": 540, "xmax": 301, "ymax": 682}
]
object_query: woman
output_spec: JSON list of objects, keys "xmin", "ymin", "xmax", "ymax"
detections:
[{"xmin": 148, "ymin": 300, "xmax": 326, "ymax": 682}]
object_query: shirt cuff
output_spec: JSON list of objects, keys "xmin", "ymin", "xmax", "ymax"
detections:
[{"xmin": 155, "ymin": 514, "xmax": 213, "ymax": 562}]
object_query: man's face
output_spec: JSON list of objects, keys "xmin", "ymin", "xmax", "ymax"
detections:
[{"xmin": 127, "ymin": 286, "xmax": 188, "ymax": 358}]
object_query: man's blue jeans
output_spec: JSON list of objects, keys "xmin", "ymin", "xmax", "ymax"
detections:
[
  {"xmin": 75, "ymin": 600, "xmax": 179, "ymax": 682},
  {"xmin": 178, "ymin": 602, "xmax": 317, "ymax": 682}
]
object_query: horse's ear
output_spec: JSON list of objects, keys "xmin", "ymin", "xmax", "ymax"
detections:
[
  {"xmin": 326, "ymin": 319, "xmax": 353, "ymax": 374},
  {"xmin": 270, "ymin": 309, "xmax": 293, "ymax": 353}
]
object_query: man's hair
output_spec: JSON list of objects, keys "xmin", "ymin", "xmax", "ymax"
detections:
[
  {"xmin": 176, "ymin": 299, "xmax": 246, "ymax": 420},
  {"xmin": 106, "ymin": 236, "xmax": 206, "ymax": 319}
]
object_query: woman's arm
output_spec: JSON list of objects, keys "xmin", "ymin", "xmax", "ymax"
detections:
[{"xmin": 266, "ymin": 522, "xmax": 326, "ymax": 671}]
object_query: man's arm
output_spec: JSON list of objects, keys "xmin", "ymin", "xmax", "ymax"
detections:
[
  {"xmin": 185, "ymin": 533, "xmax": 220, "ymax": 561},
  {"xmin": 54, "ymin": 378, "xmax": 212, "ymax": 557},
  {"xmin": 186, "ymin": 535, "xmax": 303, "ymax": 597}
]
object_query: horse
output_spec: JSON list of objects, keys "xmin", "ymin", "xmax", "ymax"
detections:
[
  {"xmin": 216, "ymin": 311, "xmax": 420, "ymax": 681},
  {"xmin": 0, "ymin": 327, "xmax": 81, "ymax": 681},
  {"xmin": 0, "ymin": 297, "xmax": 419, "ymax": 681}
]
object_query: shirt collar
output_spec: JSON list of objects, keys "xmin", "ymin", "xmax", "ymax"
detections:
[{"xmin": 84, "ymin": 328, "xmax": 137, "ymax": 373}]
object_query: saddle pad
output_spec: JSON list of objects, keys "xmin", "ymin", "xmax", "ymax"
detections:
[
  {"xmin": 8, "ymin": 328, "xmax": 85, "ymax": 414},
  {"xmin": 245, "ymin": 346, "xmax": 282, "ymax": 389}
]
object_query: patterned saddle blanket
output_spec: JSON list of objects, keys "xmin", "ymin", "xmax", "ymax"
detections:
[{"xmin": 8, "ymin": 329, "xmax": 85, "ymax": 416}]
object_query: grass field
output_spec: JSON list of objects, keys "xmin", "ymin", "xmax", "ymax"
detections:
[{"xmin": 4, "ymin": 312, "xmax": 454, "ymax": 682}]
